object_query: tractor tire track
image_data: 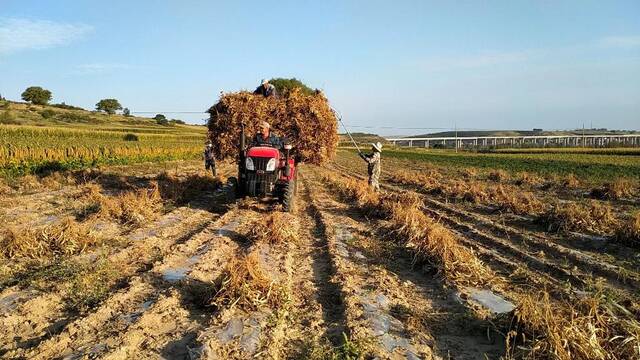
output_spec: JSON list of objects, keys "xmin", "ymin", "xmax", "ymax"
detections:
[{"xmin": 196, "ymin": 239, "xmax": 292, "ymax": 359}]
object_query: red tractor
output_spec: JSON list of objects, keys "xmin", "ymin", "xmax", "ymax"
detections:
[{"xmin": 229, "ymin": 124, "xmax": 297, "ymax": 212}]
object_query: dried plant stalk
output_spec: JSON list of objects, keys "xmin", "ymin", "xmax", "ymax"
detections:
[{"xmin": 207, "ymin": 89, "xmax": 338, "ymax": 165}]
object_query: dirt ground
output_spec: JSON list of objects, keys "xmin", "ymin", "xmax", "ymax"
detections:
[{"xmin": 0, "ymin": 156, "xmax": 638, "ymax": 359}]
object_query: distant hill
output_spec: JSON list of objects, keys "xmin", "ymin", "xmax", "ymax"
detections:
[
  {"xmin": 338, "ymin": 132, "xmax": 388, "ymax": 146},
  {"xmin": 0, "ymin": 100, "xmax": 205, "ymax": 136}
]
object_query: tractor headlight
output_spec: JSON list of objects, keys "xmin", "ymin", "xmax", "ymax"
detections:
[
  {"xmin": 266, "ymin": 158, "xmax": 277, "ymax": 172},
  {"xmin": 245, "ymin": 157, "xmax": 255, "ymax": 171}
]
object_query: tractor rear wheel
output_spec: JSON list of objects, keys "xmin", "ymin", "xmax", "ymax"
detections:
[{"xmin": 282, "ymin": 179, "xmax": 296, "ymax": 213}]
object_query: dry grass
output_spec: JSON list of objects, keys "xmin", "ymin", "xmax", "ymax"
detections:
[
  {"xmin": 489, "ymin": 185, "xmax": 546, "ymax": 215},
  {"xmin": 461, "ymin": 167, "xmax": 478, "ymax": 179},
  {"xmin": 591, "ymin": 179, "xmax": 636, "ymax": 200},
  {"xmin": 39, "ymin": 172, "xmax": 76, "ymax": 190},
  {"xmin": 0, "ymin": 178, "xmax": 10, "ymax": 195},
  {"xmin": 0, "ymin": 217, "xmax": 101, "ymax": 258},
  {"xmin": 16, "ymin": 174, "xmax": 42, "ymax": 192},
  {"xmin": 540, "ymin": 200, "xmax": 618, "ymax": 234},
  {"xmin": 561, "ymin": 174, "xmax": 581, "ymax": 188},
  {"xmin": 488, "ymin": 169, "xmax": 509, "ymax": 182},
  {"xmin": 84, "ymin": 182, "xmax": 162, "ymax": 225},
  {"xmin": 247, "ymin": 212, "xmax": 299, "ymax": 244},
  {"xmin": 460, "ymin": 181, "xmax": 490, "ymax": 203},
  {"xmin": 210, "ymin": 252, "xmax": 286, "ymax": 311},
  {"xmin": 333, "ymin": 176, "xmax": 383, "ymax": 217},
  {"xmin": 387, "ymin": 195, "xmax": 494, "ymax": 285},
  {"xmin": 507, "ymin": 291, "xmax": 639, "ymax": 360},
  {"xmin": 615, "ymin": 212, "xmax": 640, "ymax": 248},
  {"xmin": 514, "ymin": 171, "xmax": 544, "ymax": 186},
  {"xmin": 389, "ymin": 169, "xmax": 545, "ymax": 215},
  {"xmin": 66, "ymin": 257, "xmax": 122, "ymax": 311},
  {"xmin": 157, "ymin": 171, "xmax": 225, "ymax": 204},
  {"xmin": 321, "ymin": 172, "xmax": 494, "ymax": 287}
]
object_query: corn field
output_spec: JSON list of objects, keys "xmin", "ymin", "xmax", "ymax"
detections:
[{"xmin": 0, "ymin": 125, "xmax": 204, "ymax": 175}]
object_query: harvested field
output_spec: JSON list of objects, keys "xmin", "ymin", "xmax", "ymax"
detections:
[{"xmin": 1, "ymin": 149, "xmax": 639, "ymax": 359}]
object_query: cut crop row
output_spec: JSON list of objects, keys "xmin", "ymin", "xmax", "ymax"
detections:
[{"xmin": 317, "ymin": 167, "xmax": 640, "ymax": 360}]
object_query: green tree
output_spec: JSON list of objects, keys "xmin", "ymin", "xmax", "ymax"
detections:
[
  {"xmin": 154, "ymin": 114, "xmax": 168, "ymax": 125},
  {"xmin": 95, "ymin": 99, "xmax": 122, "ymax": 115},
  {"xmin": 21, "ymin": 86, "xmax": 52, "ymax": 105},
  {"xmin": 122, "ymin": 108, "xmax": 131, "ymax": 117},
  {"xmin": 268, "ymin": 78, "xmax": 315, "ymax": 96}
]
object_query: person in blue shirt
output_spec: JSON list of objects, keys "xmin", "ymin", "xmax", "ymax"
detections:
[
  {"xmin": 252, "ymin": 121, "xmax": 283, "ymax": 148},
  {"xmin": 254, "ymin": 79, "xmax": 277, "ymax": 98}
]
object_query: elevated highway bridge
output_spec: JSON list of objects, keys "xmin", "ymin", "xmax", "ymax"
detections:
[{"xmin": 386, "ymin": 134, "xmax": 640, "ymax": 149}]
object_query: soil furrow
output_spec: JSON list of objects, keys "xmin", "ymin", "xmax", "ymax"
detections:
[
  {"xmin": 306, "ymin": 166, "xmax": 506, "ymax": 359},
  {"xmin": 40, "ymin": 209, "xmax": 245, "ymax": 360},
  {"xmin": 330, "ymin": 162, "xmax": 640, "ymax": 296},
  {"xmin": 0, "ymin": 205, "xmax": 221, "ymax": 358}
]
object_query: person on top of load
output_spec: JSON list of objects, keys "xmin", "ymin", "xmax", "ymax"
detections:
[
  {"xmin": 254, "ymin": 79, "xmax": 277, "ymax": 98},
  {"xmin": 252, "ymin": 121, "xmax": 283, "ymax": 148},
  {"xmin": 360, "ymin": 142, "xmax": 382, "ymax": 191},
  {"xmin": 204, "ymin": 142, "xmax": 216, "ymax": 176}
]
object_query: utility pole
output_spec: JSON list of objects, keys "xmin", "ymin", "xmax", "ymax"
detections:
[
  {"xmin": 582, "ymin": 123, "xmax": 585, "ymax": 147},
  {"xmin": 455, "ymin": 122, "xmax": 458, "ymax": 153}
]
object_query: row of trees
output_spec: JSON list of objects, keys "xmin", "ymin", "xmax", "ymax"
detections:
[
  {"xmin": 19, "ymin": 86, "xmax": 183, "ymax": 125},
  {"xmin": 21, "ymin": 86, "xmax": 124, "ymax": 114}
]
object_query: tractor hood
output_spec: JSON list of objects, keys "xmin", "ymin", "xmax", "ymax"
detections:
[{"xmin": 247, "ymin": 146, "xmax": 280, "ymax": 158}]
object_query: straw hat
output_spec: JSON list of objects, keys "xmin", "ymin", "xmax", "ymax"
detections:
[
  {"xmin": 372, "ymin": 142, "xmax": 382, "ymax": 152},
  {"xmin": 261, "ymin": 79, "xmax": 269, "ymax": 85}
]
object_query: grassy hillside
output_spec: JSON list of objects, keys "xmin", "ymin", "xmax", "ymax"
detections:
[{"xmin": 0, "ymin": 100, "xmax": 207, "ymax": 176}]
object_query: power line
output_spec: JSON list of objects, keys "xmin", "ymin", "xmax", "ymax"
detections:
[
  {"xmin": 127, "ymin": 112, "xmax": 591, "ymax": 133},
  {"xmin": 131, "ymin": 111, "xmax": 207, "ymax": 114},
  {"xmin": 344, "ymin": 125, "xmax": 452, "ymax": 130}
]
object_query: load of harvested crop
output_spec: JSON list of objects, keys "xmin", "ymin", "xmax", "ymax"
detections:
[{"xmin": 206, "ymin": 89, "xmax": 338, "ymax": 164}]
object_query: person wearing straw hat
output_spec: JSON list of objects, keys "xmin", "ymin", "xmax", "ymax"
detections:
[
  {"xmin": 204, "ymin": 142, "xmax": 216, "ymax": 176},
  {"xmin": 360, "ymin": 142, "xmax": 382, "ymax": 191},
  {"xmin": 254, "ymin": 79, "xmax": 277, "ymax": 98},
  {"xmin": 252, "ymin": 120, "xmax": 283, "ymax": 148}
]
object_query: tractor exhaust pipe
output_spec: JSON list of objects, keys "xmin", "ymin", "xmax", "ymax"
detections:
[
  {"xmin": 240, "ymin": 123, "xmax": 246, "ymax": 151},
  {"xmin": 239, "ymin": 123, "xmax": 246, "ymax": 179}
]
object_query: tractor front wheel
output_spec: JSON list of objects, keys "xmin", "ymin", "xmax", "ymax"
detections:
[{"xmin": 282, "ymin": 179, "xmax": 296, "ymax": 213}]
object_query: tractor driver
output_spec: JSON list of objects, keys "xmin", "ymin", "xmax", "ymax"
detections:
[{"xmin": 252, "ymin": 121, "xmax": 283, "ymax": 148}]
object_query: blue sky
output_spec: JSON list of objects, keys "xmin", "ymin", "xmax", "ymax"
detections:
[{"xmin": 1, "ymin": 0, "xmax": 639, "ymax": 135}]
